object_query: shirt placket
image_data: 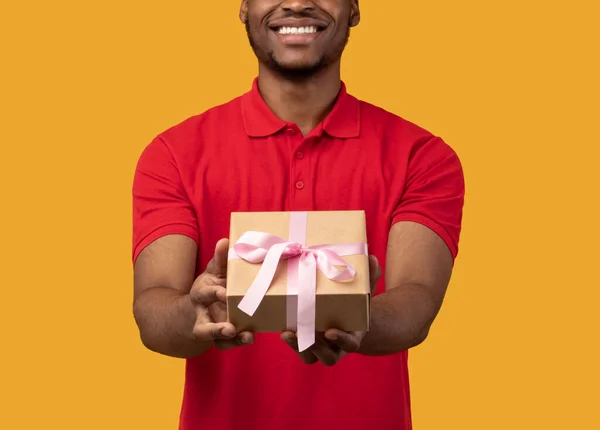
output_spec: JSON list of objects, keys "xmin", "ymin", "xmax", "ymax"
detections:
[{"xmin": 285, "ymin": 124, "xmax": 314, "ymax": 211}]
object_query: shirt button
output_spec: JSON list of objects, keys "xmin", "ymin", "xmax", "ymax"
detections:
[
  {"xmin": 295, "ymin": 181, "xmax": 305, "ymax": 190},
  {"xmin": 286, "ymin": 127, "xmax": 296, "ymax": 135},
  {"xmin": 295, "ymin": 151, "xmax": 304, "ymax": 159}
]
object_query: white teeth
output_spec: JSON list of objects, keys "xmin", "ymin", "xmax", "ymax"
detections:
[{"xmin": 278, "ymin": 26, "xmax": 318, "ymax": 35}]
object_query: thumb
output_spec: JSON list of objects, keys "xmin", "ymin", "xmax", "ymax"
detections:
[
  {"xmin": 205, "ymin": 238, "xmax": 230, "ymax": 278},
  {"xmin": 368, "ymin": 255, "xmax": 381, "ymax": 295}
]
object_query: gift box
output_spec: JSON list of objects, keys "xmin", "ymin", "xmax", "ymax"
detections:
[{"xmin": 226, "ymin": 210, "xmax": 371, "ymax": 351}]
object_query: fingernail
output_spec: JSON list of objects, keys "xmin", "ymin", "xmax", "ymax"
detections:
[
  {"xmin": 326, "ymin": 333, "xmax": 338, "ymax": 341},
  {"xmin": 221, "ymin": 327, "xmax": 235, "ymax": 338}
]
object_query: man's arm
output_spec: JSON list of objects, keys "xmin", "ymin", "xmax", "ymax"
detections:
[
  {"xmin": 353, "ymin": 136, "xmax": 463, "ymax": 355},
  {"xmin": 133, "ymin": 235, "xmax": 253, "ymax": 359},
  {"xmin": 282, "ymin": 221, "xmax": 454, "ymax": 364},
  {"xmin": 133, "ymin": 234, "xmax": 208, "ymax": 358},
  {"xmin": 132, "ymin": 136, "xmax": 253, "ymax": 359},
  {"xmin": 356, "ymin": 221, "xmax": 454, "ymax": 355}
]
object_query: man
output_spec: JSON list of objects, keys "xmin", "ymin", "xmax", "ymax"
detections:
[{"xmin": 132, "ymin": 1, "xmax": 465, "ymax": 429}]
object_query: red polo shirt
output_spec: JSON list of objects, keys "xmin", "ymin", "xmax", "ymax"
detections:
[{"xmin": 132, "ymin": 78, "xmax": 465, "ymax": 430}]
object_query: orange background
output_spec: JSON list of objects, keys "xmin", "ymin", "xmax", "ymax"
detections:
[{"xmin": 1, "ymin": 1, "xmax": 599, "ymax": 429}]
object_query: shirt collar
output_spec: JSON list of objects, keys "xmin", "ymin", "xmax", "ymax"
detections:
[{"xmin": 241, "ymin": 77, "xmax": 360, "ymax": 139}]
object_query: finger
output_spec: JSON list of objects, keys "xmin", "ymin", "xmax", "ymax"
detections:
[
  {"xmin": 192, "ymin": 321, "xmax": 236, "ymax": 342},
  {"xmin": 281, "ymin": 331, "xmax": 296, "ymax": 348},
  {"xmin": 205, "ymin": 238, "xmax": 230, "ymax": 278},
  {"xmin": 321, "ymin": 334, "xmax": 342, "ymax": 354},
  {"xmin": 281, "ymin": 332, "xmax": 318, "ymax": 364},
  {"xmin": 214, "ymin": 331, "xmax": 254, "ymax": 350},
  {"xmin": 368, "ymin": 255, "xmax": 382, "ymax": 295},
  {"xmin": 193, "ymin": 304, "xmax": 235, "ymax": 341},
  {"xmin": 310, "ymin": 335, "xmax": 341, "ymax": 366},
  {"xmin": 324, "ymin": 329, "xmax": 361, "ymax": 353},
  {"xmin": 190, "ymin": 284, "xmax": 227, "ymax": 307},
  {"xmin": 208, "ymin": 301, "xmax": 228, "ymax": 323}
]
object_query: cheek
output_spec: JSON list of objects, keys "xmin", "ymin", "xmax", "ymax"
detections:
[
  {"xmin": 330, "ymin": 24, "xmax": 350, "ymax": 44},
  {"xmin": 247, "ymin": 10, "xmax": 272, "ymax": 35}
]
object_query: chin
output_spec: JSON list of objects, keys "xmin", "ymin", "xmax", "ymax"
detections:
[
  {"xmin": 269, "ymin": 55, "xmax": 327, "ymax": 77},
  {"xmin": 280, "ymin": 61, "xmax": 320, "ymax": 70}
]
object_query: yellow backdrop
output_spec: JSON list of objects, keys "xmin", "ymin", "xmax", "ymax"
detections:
[{"xmin": 1, "ymin": 1, "xmax": 598, "ymax": 429}]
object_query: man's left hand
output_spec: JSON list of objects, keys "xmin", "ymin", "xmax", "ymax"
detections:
[{"xmin": 281, "ymin": 255, "xmax": 382, "ymax": 366}]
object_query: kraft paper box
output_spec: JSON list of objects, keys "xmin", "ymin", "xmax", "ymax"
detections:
[{"xmin": 226, "ymin": 210, "xmax": 370, "ymax": 350}]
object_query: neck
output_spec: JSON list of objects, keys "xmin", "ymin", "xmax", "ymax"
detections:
[{"xmin": 257, "ymin": 63, "xmax": 342, "ymax": 136}]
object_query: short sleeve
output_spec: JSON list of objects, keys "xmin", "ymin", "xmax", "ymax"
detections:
[
  {"xmin": 391, "ymin": 136, "xmax": 465, "ymax": 259},
  {"xmin": 131, "ymin": 136, "xmax": 199, "ymax": 263}
]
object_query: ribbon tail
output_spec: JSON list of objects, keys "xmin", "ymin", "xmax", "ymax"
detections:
[
  {"xmin": 297, "ymin": 253, "xmax": 317, "ymax": 352},
  {"xmin": 237, "ymin": 242, "xmax": 290, "ymax": 317}
]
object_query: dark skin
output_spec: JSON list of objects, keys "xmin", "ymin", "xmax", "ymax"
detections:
[
  {"xmin": 134, "ymin": 237, "xmax": 254, "ymax": 358},
  {"xmin": 133, "ymin": 0, "xmax": 455, "ymax": 365},
  {"xmin": 282, "ymin": 221, "xmax": 453, "ymax": 366}
]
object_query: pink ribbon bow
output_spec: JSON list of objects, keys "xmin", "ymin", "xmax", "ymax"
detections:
[{"xmin": 228, "ymin": 212, "xmax": 367, "ymax": 351}]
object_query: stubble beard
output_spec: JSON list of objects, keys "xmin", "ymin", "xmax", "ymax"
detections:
[{"xmin": 245, "ymin": 21, "xmax": 350, "ymax": 81}]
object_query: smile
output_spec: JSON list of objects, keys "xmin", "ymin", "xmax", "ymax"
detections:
[
  {"xmin": 277, "ymin": 26, "xmax": 319, "ymax": 35},
  {"xmin": 269, "ymin": 24, "xmax": 326, "ymax": 45}
]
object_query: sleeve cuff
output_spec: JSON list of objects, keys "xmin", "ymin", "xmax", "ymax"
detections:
[
  {"xmin": 132, "ymin": 224, "xmax": 199, "ymax": 264},
  {"xmin": 391, "ymin": 213, "xmax": 459, "ymax": 260}
]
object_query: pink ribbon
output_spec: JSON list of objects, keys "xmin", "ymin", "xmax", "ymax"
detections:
[{"xmin": 228, "ymin": 212, "xmax": 367, "ymax": 352}]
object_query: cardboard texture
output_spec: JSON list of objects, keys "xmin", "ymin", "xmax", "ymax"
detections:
[{"xmin": 226, "ymin": 210, "xmax": 371, "ymax": 333}]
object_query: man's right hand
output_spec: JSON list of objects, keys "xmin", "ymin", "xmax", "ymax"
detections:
[{"xmin": 190, "ymin": 238, "xmax": 254, "ymax": 350}]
